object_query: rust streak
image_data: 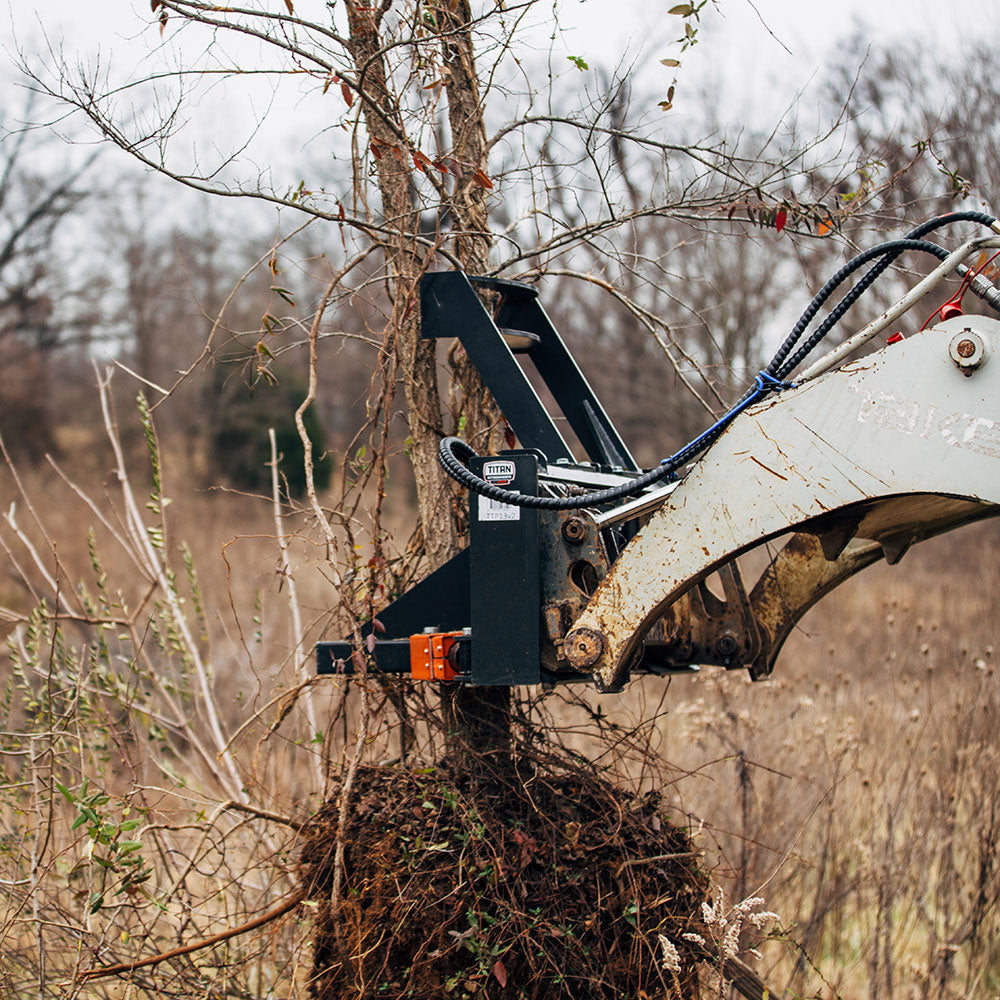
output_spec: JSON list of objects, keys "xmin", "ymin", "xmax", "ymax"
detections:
[{"xmin": 749, "ymin": 455, "xmax": 789, "ymax": 481}]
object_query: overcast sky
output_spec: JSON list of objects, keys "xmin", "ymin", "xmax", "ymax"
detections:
[
  {"xmin": 9, "ymin": 0, "xmax": 996, "ymax": 135},
  {"xmin": 5, "ymin": 1, "xmax": 996, "ymax": 215}
]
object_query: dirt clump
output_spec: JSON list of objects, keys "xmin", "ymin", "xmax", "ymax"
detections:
[{"xmin": 299, "ymin": 755, "xmax": 707, "ymax": 999}]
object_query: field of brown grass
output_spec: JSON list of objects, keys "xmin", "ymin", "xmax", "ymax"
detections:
[{"xmin": 1, "ymin": 415, "xmax": 998, "ymax": 998}]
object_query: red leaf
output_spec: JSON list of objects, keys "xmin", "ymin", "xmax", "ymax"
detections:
[
  {"xmin": 151, "ymin": 0, "xmax": 162, "ymax": 9},
  {"xmin": 503, "ymin": 423, "xmax": 517, "ymax": 449},
  {"xmin": 817, "ymin": 217, "xmax": 832, "ymax": 236},
  {"xmin": 412, "ymin": 148, "xmax": 433, "ymax": 173},
  {"xmin": 284, "ymin": 0, "xmax": 294, "ymax": 12},
  {"xmin": 492, "ymin": 960, "xmax": 507, "ymax": 988},
  {"xmin": 472, "ymin": 168, "xmax": 494, "ymax": 190},
  {"xmin": 372, "ymin": 618, "xmax": 386, "ymax": 634},
  {"xmin": 775, "ymin": 208, "xmax": 788, "ymax": 233},
  {"xmin": 340, "ymin": 81, "xmax": 354, "ymax": 109}
]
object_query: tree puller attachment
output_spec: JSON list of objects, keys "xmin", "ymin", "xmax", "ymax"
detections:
[{"xmin": 318, "ymin": 212, "xmax": 1000, "ymax": 692}]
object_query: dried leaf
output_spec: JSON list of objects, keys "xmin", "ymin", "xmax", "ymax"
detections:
[
  {"xmin": 159, "ymin": 8, "xmax": 168, "ymax": 33},
  {"xmin": 365, "ymin": 633, "xmax": 376, "ymax": 654},
  {"xmin": 660, "ymin": 58, "xmax": 681, "ymax": 67},
  {"xmin": 284, "ymin": 0, "xmax": 294, "ymax": 12},
  {"xmin": 372, "ymin": 618, "xmax": 386, "ymax": 634},
  {"xmin": 340, "ymin": 81, "xmax": 354, "ymax": 109},
  {"xmin": 492, "ymin": 960, "xmax": 507, "ymax": 988},
  {"xmin": 472, "ymin": 167, "xmax": 494, "ymax": 190},
  {"xmin": 668, "ymin": 3, "xmax": 693, "ymax": 13},
  {"xmin": 412, "ymin": 148, "xmax": 433, "ymax": 173}
]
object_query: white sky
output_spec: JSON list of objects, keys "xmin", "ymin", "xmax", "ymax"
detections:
[
  {"xmin": 8, "ymin": 0, "xmax": 996, "ymax": 147},
  {"xmin": 4, "ymin": 0, "xmax": 997, "ymax": 228}
]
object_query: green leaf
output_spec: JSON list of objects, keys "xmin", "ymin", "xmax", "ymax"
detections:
[
  {"xmin": 566, "ymin": 55, "xmax": 589, "ymax": 71},
  {"xmin": 56, "ymin": 782, "xmax": 75, "ymax": 805},
  {"xmin": 71, "ymin": 813, "xmax": 88, "ymax": 830},
  {"xmin": 117, "ymin": 841, "xmax": 143, "ymax": 854},
  {"xmin": 89, "ymin": 893, "xmax": 104, "ymax": 914},
  {"xmin": 119, "ymin": 819, "xmax": 141, "ymax": 831}
]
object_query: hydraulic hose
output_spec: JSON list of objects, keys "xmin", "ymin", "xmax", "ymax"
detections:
[
  {"xmin": 768, "ymin": 210, "xmax": 996, "ymax": 378},
  {"xmin": 440, "ymin": 213, "xmax": 996, "ymax": 511}
]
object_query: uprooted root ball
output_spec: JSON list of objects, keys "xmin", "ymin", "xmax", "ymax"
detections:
[{"xmin": 299, "ymin": 757, "xmax": 707, "ymax": 999}]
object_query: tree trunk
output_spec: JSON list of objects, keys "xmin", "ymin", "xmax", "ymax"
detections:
[
  {"xmin": 434, "ymin": 0, "xmax": 512, "ymax": 768},
  {"xmin": 345, "ymin": 1, "xmax": 512, "ymax": 767}
]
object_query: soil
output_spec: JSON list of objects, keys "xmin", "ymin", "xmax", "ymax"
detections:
[{"xmin": 299, "ymin": 751, "xmax": 707, "ymax": 999}]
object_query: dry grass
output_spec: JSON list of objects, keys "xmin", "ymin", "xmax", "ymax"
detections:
[
  {"xmin": 1, "ymin": 407, "xmax": 998, "ymax": 998},
  {"xmin": 572, "ymin": 521, "xmax": 1000, "ymax": 999}
]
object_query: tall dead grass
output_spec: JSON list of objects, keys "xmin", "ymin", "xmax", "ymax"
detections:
[{"xmin": 1, "ymin": 387, "xmax": 998, "ymax": 998}]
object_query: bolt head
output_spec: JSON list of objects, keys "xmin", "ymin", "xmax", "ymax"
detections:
[
  {"xmin": 716, "ymin": 635, "xmax": 739, "ymax": 658},
  {"xmin": 948, "ymin": 330, "xmax": 988, "ymax": 374},
  {"xmin": 563, "ymin": 627, "xmax": 605, "ymax": 668}
]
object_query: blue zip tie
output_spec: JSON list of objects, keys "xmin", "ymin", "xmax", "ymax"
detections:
[{"xmin": 660, "ymin": 371, "xmax": 795, "ymax": 469}]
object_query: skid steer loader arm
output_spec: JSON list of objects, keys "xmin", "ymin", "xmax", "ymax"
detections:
[{"xmin": 563, "ymin": 314, "xmax": 1000, "ymax": 690}]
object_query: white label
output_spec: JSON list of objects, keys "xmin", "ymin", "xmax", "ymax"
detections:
[
  {"xmin": 478, "ymin": 493, "xmax": 520, "ymax": 521},
  {"xmin": 479, "ymin": 459, "xmax": 520, "ymax": 520}
]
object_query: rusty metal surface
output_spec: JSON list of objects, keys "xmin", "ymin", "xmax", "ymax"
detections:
[
  {"xmin": 565, "ymin": 315, "xmax": 1000, "ymax": 690},
  {"xmin": 538, "ymin": 509, "xmax": 609, "ymax": 673},
  {"xmin": 638, "ymin": 563, "xmax": 761, "ymax": 672},
  {"xmin": 747, "ymin": 533, "xmax": 884, "ymax": 679}
]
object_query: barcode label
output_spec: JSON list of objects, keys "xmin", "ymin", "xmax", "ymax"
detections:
[{"xmin": 478, "ymin": 494, "xmax": 519, "ymax": 521}]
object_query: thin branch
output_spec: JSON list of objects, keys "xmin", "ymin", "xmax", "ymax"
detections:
[{"xmin": 77, "ymin": 891, "xmax": 304, "ymax": 981}]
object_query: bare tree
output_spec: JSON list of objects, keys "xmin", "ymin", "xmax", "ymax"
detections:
[{"xmin": 0, "ymin": 98, "xmax": 95, "ymax": 457}]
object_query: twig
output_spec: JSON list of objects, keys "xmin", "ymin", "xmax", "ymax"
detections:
[
  {"xmin": 617, "ymin": 850, "xmax": 701, "ymax": 870},
  {"xmin": 77, "ymin": 890, "xmax": 305, "ymax": 981},
  {"xmin": 269, "ymin": 427, "xmax": 324, "ymax": 789}
]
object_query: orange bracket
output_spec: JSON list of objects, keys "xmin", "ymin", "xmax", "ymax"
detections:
[{"xmin": 409, "ymin": 631, "xmax": 463, "ymax": 681}]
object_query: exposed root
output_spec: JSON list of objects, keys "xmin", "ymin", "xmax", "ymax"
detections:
[{"xmin": 299, "ymin": 751, "xmax": 707, "ymax": 1000}]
